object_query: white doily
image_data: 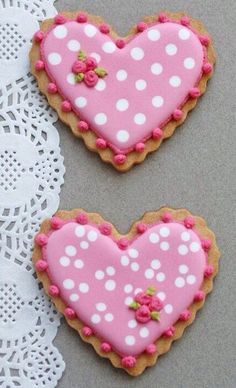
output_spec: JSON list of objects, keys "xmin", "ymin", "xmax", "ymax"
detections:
[{"xmin": 0, "ymin": 1, "xmax": 66, "ymax": 387}]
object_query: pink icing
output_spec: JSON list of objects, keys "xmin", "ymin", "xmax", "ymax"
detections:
[
  {"xmin": 48, "ymin": 83, "xmax": 58, "ymax": 94},
  {"xmin": 36, "ymin": 260, "xmax": 48, "ymax": 272},
  {"xmin": 96, "ymin": 138, "xmax": 107, "ymax": 149},
  {"xmin": 76, "ymin": 213, "xmax": 88, "ymax": 224},
  {"xmin": 146, "ymin": 344, "xmax": 157, "ymax": 354},
  {"xmin": 61, "ymin": 100, "xmax": 72, "ymax": 112},
  {"xmin": 137, "ymin": 22, "xmax": 147, "ymax": 33},
  {"xmin": 50, "ymin": 216, "xmax": 63, "ymax": 229},
  {"xmin": 121, "ymin": 356, "xmax": 136, "ymax": 368},
  {"xmin": 152, "ymin": 128, "xmax": 163, "ymax": 140},
  {"xmin": 76, "ymin": 13, "xmax": 88, "ymax": 23},
  {"xmin": 49, "ymin": 284, "xmax": 60, "ymax": 296},
  {"xmin": 99, "ymin": 223, "xmax": 112, "ymax": 236},
  {"xmin": 65, "ymin": 307, "xmax": 76, "ymax": 319},
  {"xmin": 136, "ymin": 223, "xmax": 147, "ymax": 234},
  {"xmin": 114, "ymin": 154, "xmax": 126, "ymax": 165},
  {"xmin": 40, "ymin": 19, "xmax": 206, "ymax": 154},
  {"xmin": 99, "ymin": 24, "xmax": 110, "ymax": 34},
  {"xmin": 179, "ymin": 309, "xmax": 191, "ymax": 321},
  {"xmin": 82, "ymin": 326, "xmax": 93, "ymax": 336},
  {"xmin": 164, "ymin": 326, "xmax": 175, "ymax": 337},
  {"xmin": 35, "ymin": 60, "xmax": 45, "ymax": 71},
  {"xmin": 184, "ymin": 216, "xmax": 195, "ymax": 229},
  {"xmin": 54, "ymin": 14, "xmax": 67, "ymax": 25},
  {"xmin": 78, "ymin": 121, "xmax": 89, "ymax": 132},
  {"xmin": 101, "ymin": 342, "xmax": 111, "ymax": 352},
  {"xmin": 194, "ymin": 290, "xmax": 205, "ymax": 302},
  {"xmin": 34, "ymin": 30, "xmax": 44, "ymax": 43},
  {"xmin": 41, "ymin": 219, "xmax": 208, "ymax": 357},
  {"xmin": 161, "ymin": 212, "xmax": 173, "ymax": 223},
  {"xmin": 35, "ymin": 233, "xmax": 48, "ymax": 246}
]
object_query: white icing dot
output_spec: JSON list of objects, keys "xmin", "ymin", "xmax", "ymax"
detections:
[
  {"xmin": 59, "ymin": 256, "xmax": 70, "ymax": 267},
  {"xmin": 65, "ymin": 245, "xmax": 77, "ymax": 257},
  {"xmin": 94, "ymin": 113, "xmax": 107, "ymax": 125},
  {"xmin": 131, "ymin": 47, "xmax": 144, "ymax": 61},
  {"xmin": 175, "ymin": 277, "xmax": 185, "ymax": 288},
  {"xmin": 157, "ymin": 292, "xmax": 166, "ymax": 301},
  {"xmin": 95, "ymin": 270, "xmax": 105, "ymax": 280},
  {"xmin": 179, "ymin": 264, "xmax": 189, "ymax": 274},
  {"xmin": 74, "ymin": 259, "xmax": 84, "ymax": 269},
  {"xmin": 184, "ymin": 57, "xmax": 196, "ymax": 69},
  {"xmin": 67, "ymin": 73, "xmax": 76, "ymax": 85},
  {"xmin": 149, "ymin": 233, "xmax": 160, "ymax": 244},
  {"xmin": 152, "ymin": 96, "xmax": 164, "ymax": 108},
  {"xmin": 48, "ymin": 53, "xmax": 62, "ymax": 65},
  {"xmin": 95, "ymin": 79, "xmax": 106, "ymax": 91},
  {"xmin": 105, "ymin": 280, "xmax": 116, "ymax": 291},
  {"xmin": 96, "ymin": 303, "xmax": 107, "ymax": 311},
  {"xmin": 75, "ymin": 97, "xmax": 87, "ymax": 108},
  {"xmin": 128, "ymin": 248, "xmax": 139, "ymax": 258},
  {"xmin": 151, "ymin": 259, "xmax": 161, "ymax": 270},
  {"xmin": 105, "ymin": 313, "xmax": 114, "ymax": 322},
  {"xmin": 70, "ymin": 293, "xmax": 79, "ymax": 302},
  {"xmin": 178, "ymin": 245, "xmax": 189, "ymax": 255},
  {"xmin": 124, "ymin": 296, "xmax": 133, "ymax": 306},
  {"xmin": 106, "ymin": 266, "xmax": 115, "ymax": 276},
  {"xmin": 131, "ymin": 262, "xmax": 140, "ymax": 272},
  {"xmin": 87, "ymin": 230, "xmax": 98, "ymax": 242},
  {"xmin": 134, "ymin": 288, "xmax": 142, "ymax": 295},
  {"xmin": 124, "ymin": 284, "xmax": 133, "ymax": 293},
  {"xmin": 160, "ymin": 242, "xmax": 169, "ymax": 251},
  {"xmin": 169, "ymin": 76, "xmax": 181, "ymax": 87},
  {"xmin": 179, "ymin": 28, "xmax": 190, "ymax": 40},
  {"xmin": 116, "ymin": 69, "xmax": 127, "ymax": 81},
  {"xmin": 151, "ymin": 63, "xmax": 163, "ymax": 75},
  {"xmin": 90, "ymin": 52, "xmax": 101, "ymax": 63},
  {"xmin": 135, "ymin": 79, "xmax": 147, "ymax": 91},
  {"xmin": 91, "ymin": 314, "xmax": 101, "ymax": 324},
  {"xmin": 84, "ymin": 24, "xmax": 97, "ymax": 38},
  {"xmin": 75, "ymin": 225, "xmax": 85, "ymax": 237},
  {"xmin": 190, "ymin": 242, "xmax": 200, "ymax": 252},
  {"xmin": 79, "ymin": 282, "xmax": 89, "ymax": 293},
  {"xmin": 121, "ymin": 255, "xmax": 130, "ymax": 266},
  {"xmin": 63, "ymin": 279, "xmax": 74, "ymax": 290},
  {"xmin": 145, "ymin": 268, "xmax": 154, "ymax": 279},
  {"xmin": 164, "ymin": 304, "xmax": 173, "ymax": 314},
  {"xmin": 67, "ymin": 39, "xmax": 80, "ymax": 52},
  {"xmin": 160, "ymin": 227, "xmax": 170, "ymax": 237},
  {"xmin": 156, "ymin": 272, "xmax": 166, "ymax": 282},
  {"xmin": 187, "ymin": 275, "xmax": 196, "ymax": 285},
  {"xmin": 148, "ymin": 29, "xmax": 160, "ymax": 41},
  {"xmin": 116, "ymin": 99, "xmax": 129, "ymax": 112},
  {"xmin": 128, "ymin": 319, "xmax": 137, "ymax": 329},
  {"xmin": 139, "ymin": 327, "xmax": 149, "ymax": 338},
  {"xmin": 165, "ymin": 44, "xmax": 177, "ymax": 56},
  {"xmin": 80, "ymin": 241, "xmax": 89, "ymax": 250},
  {"xmin": 125, "ymin": 335, "xmax": 136, "ymax": 346},
  {"xmin": 102, "ymin": 41, "xmax": 116, "ymax": 53},
  {"xmin": 181, "ymin": 231, "xmax": 191, "ymax": 241},
  {"xmin": 53, "ymin": 25, "xmax": 68, "ymax": 39},
  {"xmin": 116, "ymin": 130, "xmax": 130, "ymax": 143},
  {"xmin": 134, "ymin": 113, "xmax": 146, "ymax": 125}
]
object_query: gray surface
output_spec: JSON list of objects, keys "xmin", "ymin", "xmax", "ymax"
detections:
[{"xmin": 53, "ymin": 1, "xmax": 236, "ymax": 387}]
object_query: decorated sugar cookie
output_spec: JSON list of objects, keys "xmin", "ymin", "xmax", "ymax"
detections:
[
  {"xmin": 30, "ymin": 11, "xmax": 215, "ymax": 171},
  {"xmin": 33, "ymin": 208, "xmax": 220, "ymax": 375}
]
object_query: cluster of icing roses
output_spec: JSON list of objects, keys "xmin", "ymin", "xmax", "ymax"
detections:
[
  {"xmin": 129, "ymin": 287, "xmax": 163, "ymax": 323},
  {"xmin": 72, "ymin": 50, "xmax": 108, "ymax": 87}
]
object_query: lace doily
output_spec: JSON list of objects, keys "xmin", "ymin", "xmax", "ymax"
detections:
[{"xmin": 0, "ymin": 1, "xmax": 66, "ymax": 386}]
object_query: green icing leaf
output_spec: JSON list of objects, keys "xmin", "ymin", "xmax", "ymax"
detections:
[
  {"xmin": 129, "ymin": 301, "xmax": 140, "ymax": 310},
  {"xmin": 95, "ymin": 67, "xmax": 108, "ymax": 78},
  {"xmin": 146, "ymin": 286, "xmax": 156, "ymax": 296},
  {"xmin": 75, "ymin": 73, "xmax": 85, "ymax": 83},
  {"xmin": 150, "ymin": 311, "xmax": 160, "ymax": 321},
  {"xmin": 78, "ymin": 50, "xmax": 87, "ymax": 61}
]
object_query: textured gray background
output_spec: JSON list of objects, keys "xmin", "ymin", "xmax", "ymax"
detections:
[{"xmin": 53, "ymin": 1, "xmax": 236, "ymax": 387}]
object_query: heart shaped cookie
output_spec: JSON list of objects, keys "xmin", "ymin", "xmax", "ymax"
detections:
[
  {"xmin": 30, "ymin": 12, "xmax": 215, "ymax": 171},
  {"xmin": 33, "ymin": 208, "xmax": 219, "ymax": 375}
]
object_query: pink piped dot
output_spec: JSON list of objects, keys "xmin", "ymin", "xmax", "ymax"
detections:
[
  {"xmin": 116, "ymin": 39, "xmax": 126, "ymax": 49},
  {"xmin": 54, "ymin": 14, "xmax": 67, "ymax": 25},
  {"xmin": 34, "ymin": 30, "xmax": 44, "ymax": 43},
  {"xmin": 180, "ymin": 16, "xmax": 190, "ymax": 26},
  {"xmin": 76, "ymin": 12, "xmax": 88, "ymax": 23},
  {"xmin": 152, "ymin": 127, "xmax": 163, "ymax": 140},
  {"xmin": 164, "ymin": 326, "xmax": 175, "ymax": 337},
  {"xmin": 101, "ymin": 342, "xmax": 111, "ymax": 353},
  {"xmin": 204, "ymin": 264, "xmax": 214, "ymax": 278},
  {"xmin": 146, "ymin": 344, "xmax": 157, "ymax": 354},
  {"xmin": 76, "ymin": 213, "xmax": 88, "ymax": 225},
  {"xmin": 99, "ymin": 223, "xmax": 112, "ymax": 236},
  {"xmin": 173, "ymin": 109, "xmax": 183, "ymax": 121},
  {"xmin": 189, "ymin": 88, "xmax": 201, "ymax": 98},
  {"xmin": 61, "ymin": 101, "xmax": 72, "ymax": 113},
  {"xmin": 64, "ymin": 307, "xmax": 76, "ymax": 319},
  {"xmin": 201, "ymin": 239, "xmax": 212, "ymax": 251},
  {"xmin": 48, "ymin": 285, "xmax": 60, "ymax": 297},
  {"xmin": 137, "ymin": 21, "xmax": 147, "ymax": 32},
  {"xmin": 50, "ymin": 216, "xmax": 63, "ymax": 229},
  {"xmin": 184, "ymin": 216, "xmax": 195, "ymax": 229},
  {"xmin": 194, "ymin": 290, "xmax": 205, "ymax": 302},
  {"xmin": 35, "ymin": 60, "xmax": 45, "ymax": 71},
  {"xmin": 35, "ymin": 233, "xmax": 48, "ymax": 246},
  {"xmin": 99, "ymin": 24, "xmax": 110, "ymax": 34},
  {"xmin": 161, "ymin": 212, "xmax": 173, "ymax": 223},
  {"xmin": 47, "ymin": 83, "xmax": 58, "ymax": 94},
  {"xmin": 135, "ymin": 142, "xmax": 145, "ymax": 153},
  {"xmin": 36, "ymin": 260, "xmax": 48, "ymax": 272},
  {"xmin": 114, "ymin": 154, "xmax": 126, "ymax": 165},
  {"xmin": 121, "ymin": 356, "xmax": 136, "ymax": 368},
  {"xmin": 179, "ymin": 309, "xmax": 191, "ymax": 321},
  {"xmin": 78, "ymin": 121, "xmax": 89, "ymax": 132},
  {"xmin": 96, "ymin": 138, "xmax": 107, "ymax": 149},
  {"xmin": 137, "ymin": 223, "xmax": 147, "ymax": 234},
  {"xmin": 117, "ymin": 238, "xmax": 129, "ymax": 250},
  {"xmin": 202, "ymin": 62, "xmax": 213, "ymax": 74},
  {"xmin": 82, "ymin": 326, "xmax": 93, "ymax": 336},
  {"xmin": 158, "ymin": 13, "xmax": 169, "ymax": 23},
  {"xmin": 199, "ymin": 35, "xmax": 211, "ymax": 46}
]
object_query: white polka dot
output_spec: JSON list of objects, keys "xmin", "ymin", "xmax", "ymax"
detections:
[
  {"xmin": 179, "ymin": 28, "xmax": 190, "ymax": 40},
  {"xmin": 134, "ymin": 113, "xmax": 146, "ymax": 125},
  {"xmin": 70, "ymin": 293, "xmax": 79, "ymax": 302},
  {"xmin": 59, "ymin": 256, "xmax": 70, "ymax": 267},
  {"xmin": 53, "ymin": 25, "xmax": 68, "ymax": 39},
  {"xmin": 96, "ymin": 303, "xmax": 107, "ymax": 312},
  {"xmin": 125, "ymin": 335, "xmax": 136, "ymax": 346},
  {"xmin": 79, "ymin": 283, "xmax": 89, "ymax": 293},
  {"xmin": 80, "ymin": 241, "xmax": 89, "ymax": 250},
  {"xmin": 75, "ymin": 225, "xmax": 85, "ymax": 237},
  {"xmin": 116, "ymin": 130, "xmax": 130, "ymax": 143},
  {"xmin": 190, "ymin": 242, "xmax": 201, "ymax": 252},
  {"xmin": 116, "ymin": 69, "xmax": 128, "ymax": 81},
  {"xmin": 116, "ymin": 99, "xmax": 129, "ymax": 112},
  {"xmin": 160, "ymin": 242, "xmax": 169, "ymax": 251},
  {"xmin": 90, "ymin": 52, "xmax": 101, "ymax": 63},
  {"xmin": 124, "ymin": 284, "xmax": 133, "ymax": 293},
  {"xmin": 105, "ymin": 313, "xmax": 114, "ymax": 322},
  {"xmin": 125, "ymin": 296, "xmax": 133, "ymax": 305},
  {"xmin": 165, "ymin": 44, "xmax": 177, "ymax": 56},
  {"xmin": 95, "ymin": 270, "xmax": 104, "ymax": 280},
  {"xmin": 48, "ymin": 53, "xmax": 62, "ymax": 65},
  {"xmin": 105, "ymin": 280, "xmax": 116, "ymax": 291},
  {"xmin": 184, "ymin": 57, "xmax": 196, "ymax": 69},
  {"xmin": 65, "ymin": 245, "xmax": 77, "ymax": 256},
  {"xmin": 175, "ymin": 277, "xmax": 185, "ymax": 288},
  {"xmin": 102, "ymin": 41, "xmax": 116, "ymax": 53},
  {"xmin": 134, "ymin": 288, "xmax": 142, "ymax": 295},
  {"xmin": 179, "ymin": 264, "xmax": 189, "ymax": 274},
  {"xmin": 151, "ymin": 63, "xmax": 163, "ymax": 75},
  {"xmin": 148, "ymin": 29, "xmax": 160, "ymax": 41},
  {"xmin": 91, "ymin": 314, "xmax": 101, "ymax": 324},
  {"xmin": 156, "ymin": 272, "xmax": 166, "ymax": 282},
  {"xmin": 187, "ymin": 275, "xmax": 196, "ymax": 285},
  {"xmin": 121, "ymin": 255, "xmax": 129, "ymax": 266},
  {"xmin": 157, "ymin": 292, "xmax": 166, "ymax": 301},
  {"xmin": 135, "ymin": 79, "xmax": 147, "ymax": 91},
  {"xmin": 131, "ymin": 262, "xmax": 140, "ymax": 272},
  {"xmin": 160, "ymin": 227, "xmax": 170, "ymax": 237},
  {"xmin": 75, "ymin": 97, "xmax": 87, "ymax": 108},
  {"xmin": 106, "ymin": 266, "xmax": 115, "ymax": 276},
  {"xmin": 67, "ymin": 39, "xmax": 80, "ymax": 52},
  {"xmin": 149, "ymin": 233, "xmax": 160, "ymax": 244},
  {"xmin": 87, "ymin": 230, "xmax": 98, "ymax": 242},
  {"xmin": 67, "ymin": 73, "xmax": 76, "ymax": 85},
  {"xmin": 169, "ymin": 76, "xmax": 181, "ymax": 87},
  {"xmin": 63, "ymin": 279, "xmax": 74, "ymax": 290},
  {"xmin": 95, "ymin": 79, "xmax": 106, "ymax": 91},
  {"xmin": 128, "ymin": 248, "xmax": 139, "ymax": 258},
  {"xmin": 139, "ymin": 327, "xmax": 149, "ymax": 338},
  {"xmin": 181, "ymin": 231, "xmax": 191, "ymax": 241},
  {"xmin": 145, "ymin": 268, "xmax": 154, "ymax": 279},
  {"xmin": 152, "ymin": 96, "xmax": 164, "ymax": 108},
  {"xmin": 151, "ymin": 259, "xmax": 161, "ymax": 270},
  {"xmin": 164, "ymin": 304, "xmax": 173, "ymax": 314},
  {"xmin": 84, "ymin": 24, "xmax": 97, "ymax": 37},
  {"xmin": 178, "ymin": 245, "xmax": 189, "ymax": 255},
  {"xmin": 131, "ymin": 47, "xmax": 144, "ymax": 61},
  {"xmin": 128, "ymin": 319, "xmax": 137, "ymax": 329},
  {"xmin": 74, "ymin": 259, "xmax": 84, "ymax": 269},
  {"xmin": 94, "ymin": 113, "xmax": 107, "ymax": 125}
]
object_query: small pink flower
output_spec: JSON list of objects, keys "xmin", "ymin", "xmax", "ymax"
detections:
[
  {"xmin": 135, "ymin": 291, "xmax": 152, "ymax": 305},
  {"xmin": 148, "ymin": 296, "xmax": 163, "ymax": 312},
  {"xmin": 135, "ymin": 305, "xmax": 151, "ymax": 323},
  {"xmin": 72, "ymin": 60, "xmax": 87, "ymax": 74},
  {"xmin": 84, "ymin": 70, "xmax": 99, "ymax": 87},
  {"xmin": 85, "ymin": 57, "xmax": 97, "ymax": 71}
]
